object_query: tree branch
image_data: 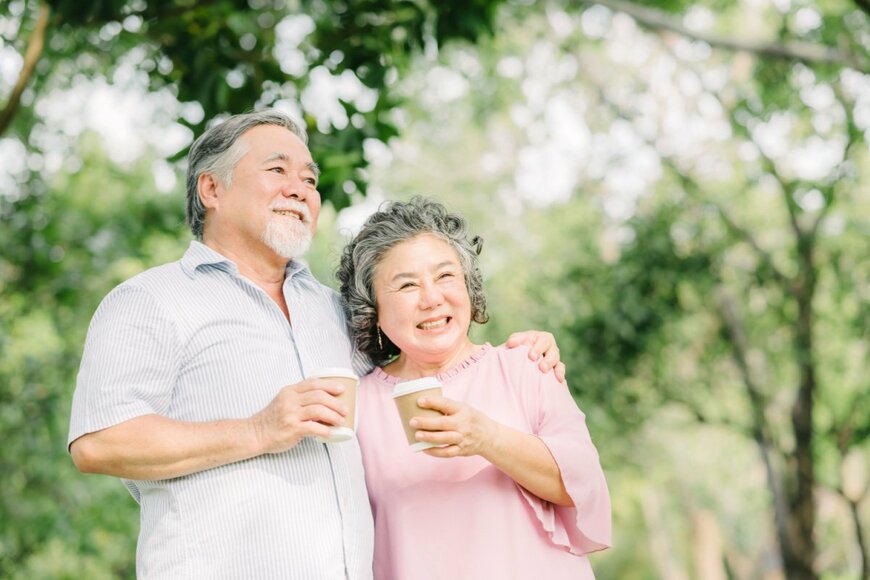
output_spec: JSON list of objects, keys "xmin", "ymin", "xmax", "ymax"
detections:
[
  {"xmin": 715, "ymin": 285, "xmax": 797, "ymax": 570},
  {"xmin": 579, "ymin": 0, "xmax": 869, "ymax": 73},
  {"xmin": 829, "ymin": 483, "xmax": 870, "ymax": 579},
  {"xmin": 0, "ymin": 3, "xmax": 50, "ymax": 137},
  {"xmin": 588, "ymin": 80, "xmax": 796, "ymax": 292},
  {"xmin": 811, "ymin": 85, "xmax": 863, "ymax": 238}
]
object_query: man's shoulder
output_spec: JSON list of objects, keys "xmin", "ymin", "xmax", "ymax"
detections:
[
  {"xmin": 117, "ymin": 259, "xmax": 187, "ymax": 292},
  {"xmin": 96, "ymin": 259, "xmax": 187, "ymax": 313}
]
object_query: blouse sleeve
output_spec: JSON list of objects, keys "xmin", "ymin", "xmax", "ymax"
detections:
[{"xmin": 503, "ymin": 345, "xmax": 612, "ymax": 556}]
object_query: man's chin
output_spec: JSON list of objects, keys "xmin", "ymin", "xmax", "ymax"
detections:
[
  {"xmin": 269, "ymin": 240, "xmax": 311, "ymax": 260},
  {"xmin": 263, "ymin": 222, "xmax": 313, "ymax": 260}
]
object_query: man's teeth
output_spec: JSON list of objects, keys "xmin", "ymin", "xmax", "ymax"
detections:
[
  {"xmin": 419, "ymin": 318, "xmax": 448, "ymax": 330},
  {"xmin": 274, "ymin": 210, "xmax": 302, "ymax": 220}
]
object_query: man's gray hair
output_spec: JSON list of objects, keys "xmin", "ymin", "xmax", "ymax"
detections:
[
  {"xmin": 337, "ymin": 196, "xmax": 489, "ymax": 365},
  {"xmin": 185, "ymin": 110, "xmax": 308, "ymax": 239}
]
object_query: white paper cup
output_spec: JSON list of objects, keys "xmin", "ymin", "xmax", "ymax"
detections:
[
  {"xmin": 309, "ymin": 367, "xmax": 358, "ymax": 444},
  {"xmin": 392, "ymin": 377, "xmax": 444, "ymax": 452}
]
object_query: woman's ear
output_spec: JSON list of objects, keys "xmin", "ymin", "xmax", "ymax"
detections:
[{"xmin": 198, "ymin": 173, "xmax": 220, "ymax": 210}]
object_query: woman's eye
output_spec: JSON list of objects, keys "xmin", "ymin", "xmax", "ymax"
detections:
[
  {"xmin": 399, "ymin": 282, "xmax": 417, "ymax": 290},
  {"xmin": 438, "ymin": 272, "xmax": 455, "ymax": 280}
]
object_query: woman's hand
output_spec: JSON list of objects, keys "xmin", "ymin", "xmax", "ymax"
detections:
[
  {"xmin": 505, "ymin": 330, "xmax": 567, "ymax": 383},
  {"xmin": 412, "ymin": 393, "xmax": 573, "ymax": 505},
  {"xmin": 411, "ymin": 395, "xmax": 500, "ymax": 458}
]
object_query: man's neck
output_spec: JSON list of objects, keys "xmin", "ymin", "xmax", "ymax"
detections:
[{"xmin": 202, "ymin": 236, "xmax": 289, "ymax": 292}]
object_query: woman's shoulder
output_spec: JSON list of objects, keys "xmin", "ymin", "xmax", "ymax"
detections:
[
  {"xmin": 490, "ymin": 342, "xmax": 565, "ymax": 394},
  {"xmin": 492, "ymin": 342, "xmax": 539, "ymax": 371}
]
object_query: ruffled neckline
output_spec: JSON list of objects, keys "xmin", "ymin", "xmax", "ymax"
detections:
[{"xmin": 371, "ymin": 343, "xmax": 493, "ymax": 385}]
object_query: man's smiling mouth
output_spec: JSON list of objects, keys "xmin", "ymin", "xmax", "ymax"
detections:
[{"xmin": 273, "ymin": 209, "xmax": 304, "ymax": 222}]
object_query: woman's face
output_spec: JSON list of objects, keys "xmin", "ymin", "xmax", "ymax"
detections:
[{"xmin": 374, "ymin": 234, "xmax": 473, "ymax": 364}]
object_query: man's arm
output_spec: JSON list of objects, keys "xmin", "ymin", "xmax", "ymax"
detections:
[{"xmin": 70, "ymin": 378, "xmax": 349, "ymax": 480}]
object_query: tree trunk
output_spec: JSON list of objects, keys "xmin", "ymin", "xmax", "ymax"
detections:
[
  {"xmin": 846, "ymin": 495, "xmax": 870, "ymax": 580},
  {"xmin": 785, "ymin": 235, "xmax": 818, "ymax": 580}
]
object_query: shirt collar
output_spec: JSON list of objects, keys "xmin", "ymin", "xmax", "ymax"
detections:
[{"xmin": 180, "ymin": 240, "xmax": 313, "ymax": 281}]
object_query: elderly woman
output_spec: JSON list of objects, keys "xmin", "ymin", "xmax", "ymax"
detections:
[{"xmin": 337, "ymin": 197, "xmax": 611, "ymax": 579}]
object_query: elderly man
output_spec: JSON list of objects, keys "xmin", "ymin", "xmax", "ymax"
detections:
[{"xmin": 68, "ymin": 110, "xmax": 563, "ymax": 578}]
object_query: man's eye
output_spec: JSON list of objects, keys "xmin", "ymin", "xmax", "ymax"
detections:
[
  {"xmin": 304, "ymin": 177, "xmax": 318, "ymax": 186},
  {"xmin": 269, "ymin": 167, "xmax": 284, "ymax": 173}
]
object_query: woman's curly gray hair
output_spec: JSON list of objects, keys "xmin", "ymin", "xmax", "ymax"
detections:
[{"xmin": 337, "ymin": 197, "xmax": 489, "ymax": 365}]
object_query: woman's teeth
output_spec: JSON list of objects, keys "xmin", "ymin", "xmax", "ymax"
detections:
[{"xmin": 419, "ymin": 318, "xmax": 448, "ymax": 330}]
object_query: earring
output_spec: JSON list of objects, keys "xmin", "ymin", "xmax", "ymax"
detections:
[{"xmin": 377, "ymin": 327, "xmax": 384, "ymax": 350}]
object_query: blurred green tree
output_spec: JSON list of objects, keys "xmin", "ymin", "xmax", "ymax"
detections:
[
  {"xmin": 354, "ymin": 1, "xmax": 868, "ymax": 577},
  {"xmin": 0, "ymin": 0, "xmax": 515, "ymax": 208}
]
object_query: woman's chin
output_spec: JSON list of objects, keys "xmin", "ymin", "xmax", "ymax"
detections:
[{"xmin": 404, "ymin": 335, "xmax": 474, "ymax": 362}]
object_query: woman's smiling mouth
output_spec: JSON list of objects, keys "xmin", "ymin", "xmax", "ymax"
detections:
[{"xmin": 418, "ymin": 317, "xmax": 450, "ymax": 330}]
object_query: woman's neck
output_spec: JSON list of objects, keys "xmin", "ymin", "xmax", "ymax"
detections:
[{"xmin": 384, "ymin": 339, "xmax": 481, "ymax": 380}]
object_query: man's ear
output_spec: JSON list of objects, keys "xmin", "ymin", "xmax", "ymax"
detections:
[{"xmin": 198, "ymin": 173, "xmax": 220, "ymax": 210}]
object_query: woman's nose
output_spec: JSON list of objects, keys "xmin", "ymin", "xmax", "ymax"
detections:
[{"xmin": 418, "ymin": 281, "xmax": 443, "ymax": 309}]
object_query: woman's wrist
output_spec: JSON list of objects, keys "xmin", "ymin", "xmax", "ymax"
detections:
[{"xmin": 480, "ymin": 416, "xmax": 504, "ymax": 459}]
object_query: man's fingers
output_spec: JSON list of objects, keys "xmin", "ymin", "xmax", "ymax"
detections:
[
  {"xmin": 505, "ymin": 332, "xmax": 532, "ymax": 348},
  {"xmin": 300, "ymin": 404, "xmax": 346, "ymax": 427},
  {"xmin": 540, "ymin": 343, "xmax": 560, "ymax": 367},
  {"xmin": 297, "ymin": 389, "xmax": 348, "ymax": 416},
  {"xmin": 554, "ymin": 361, "xmax": 567, "ymax": 383},
  {"xmin": 299, "ymin": 420, "xmax": 334, "ymax": 440},
  {"xmin": 293, "ymin": 378, "xmax": 347, "ymax": 395}
]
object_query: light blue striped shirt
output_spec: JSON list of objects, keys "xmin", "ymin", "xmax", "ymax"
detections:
[{"xmin": 69, "ymin": 241, "xmax": 374, "ymax": 579}]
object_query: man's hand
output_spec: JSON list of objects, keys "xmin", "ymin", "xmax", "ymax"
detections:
[
  {"xmin": 69, "ymin": 379, "xmax": 349, "ymax": 481},
  {"xmin": 251, "ymin": 378, "xmax": 349, "ymax": 453},
  {"xmin": 506, "ymin": 330, "xmax": 566, "ymax": 383}
]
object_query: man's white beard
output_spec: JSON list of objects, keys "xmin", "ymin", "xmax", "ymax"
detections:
[{"xmin": 262, "ymin": 217, "xmax": 313, "ymax": 259}]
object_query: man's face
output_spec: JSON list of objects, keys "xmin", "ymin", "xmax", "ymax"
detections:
[{"xmin": 206, "ymin": 124, "xmax": 322, "ymax": 259}]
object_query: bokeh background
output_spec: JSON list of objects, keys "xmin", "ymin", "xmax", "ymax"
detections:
[{"xmin": 1, "ymin": 1, "xmax": 868, "ymax": 578}]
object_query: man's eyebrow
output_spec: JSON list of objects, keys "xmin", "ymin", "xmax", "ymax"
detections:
[
  {"xmin": 263, "ymin": 152, "xmax": 289, "ymax": 163},
  {"xmin": 262, "ymin": 154, "xmax": 320, "ymax": 178}
]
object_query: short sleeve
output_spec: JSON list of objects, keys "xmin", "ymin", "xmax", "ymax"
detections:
[
  {"xmin": 68, "ymin": 284, "xmax": 181, "ymax": 448},
  {"xmin": 502, "ymin": 346, "xmax": 612, "ymax": 556}
]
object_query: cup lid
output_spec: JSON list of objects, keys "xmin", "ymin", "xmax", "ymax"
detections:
[
  {"xmin": 392, "ymin": 376, "xmax": 442, "ymax": 398},
  {"xmin": 308, "ymin": 367, "xmax": 358, "ymax": 381}
]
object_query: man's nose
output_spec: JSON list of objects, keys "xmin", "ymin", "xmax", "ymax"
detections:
[{"xmin": 281, "ymin": 175, "xmax": 306, "ymax": 199}]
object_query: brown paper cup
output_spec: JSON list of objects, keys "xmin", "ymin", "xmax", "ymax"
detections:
[
  {"xmin": 392, "ymin": 377, "xmax": 444, "ymax": 452},
  {"xmin": 309, "ymin": 367, "xmax": 358, "ymax": 443}
]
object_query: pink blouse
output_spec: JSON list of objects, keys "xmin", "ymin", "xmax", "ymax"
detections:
[{"xmin": 356, "ymin": 343, "xmax": 611, "ymax": 580}]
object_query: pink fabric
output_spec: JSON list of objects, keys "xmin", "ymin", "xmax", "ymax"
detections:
[{"xmin": 357, "ymin": 343, "xmax": 611, "ymax": 580}]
